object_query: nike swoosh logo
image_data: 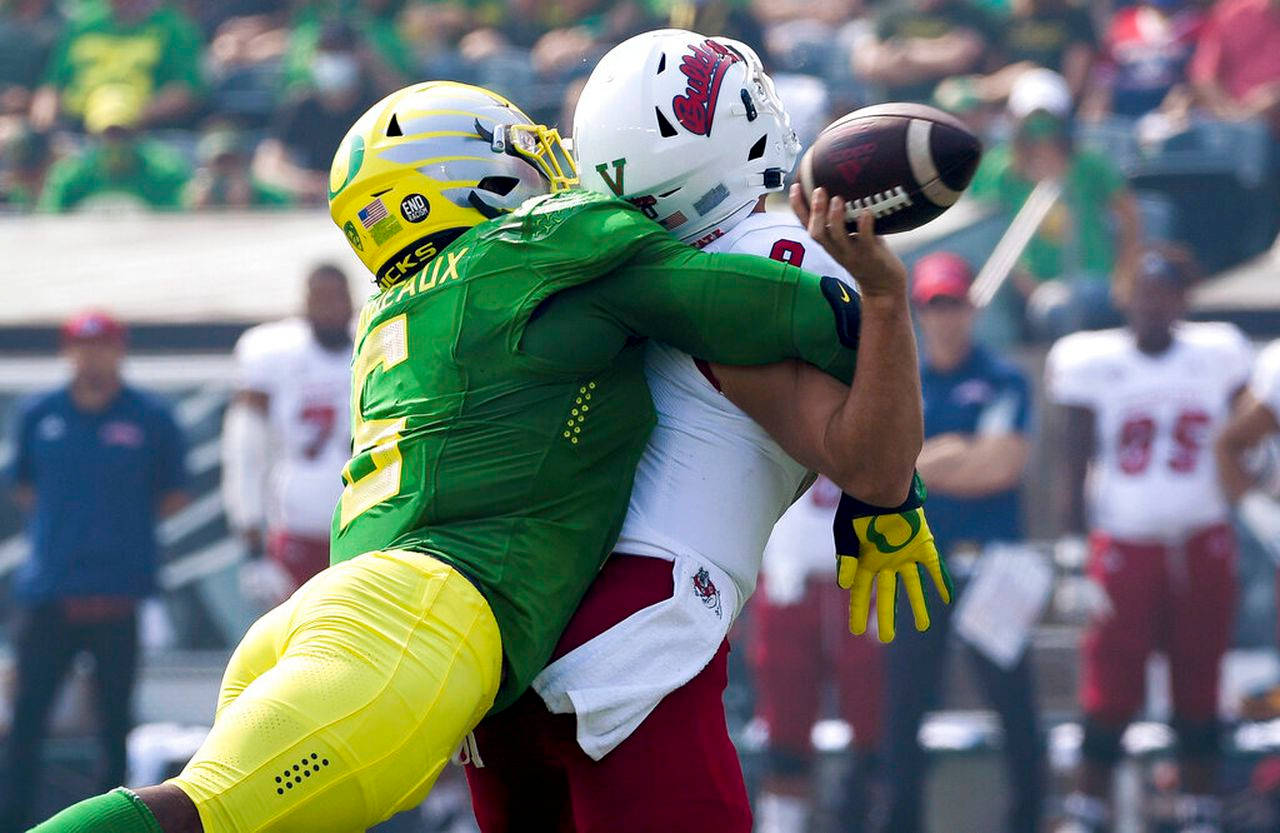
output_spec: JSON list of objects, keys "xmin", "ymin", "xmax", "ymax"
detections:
[{"xmin": 838, "ymin": 283, "xmax": 851, "ymax": 303}]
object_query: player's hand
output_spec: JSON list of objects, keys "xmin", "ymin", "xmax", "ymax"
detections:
[
  {"xmin": 789, "ymin": 184, "xmax": 909, "ymax": 301},
  {"xmin": 836, "ymin": 506, "xmax": 954, "ymax": 642}
]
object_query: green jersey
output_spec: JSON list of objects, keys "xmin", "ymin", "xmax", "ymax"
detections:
[{"xmin": 331, "ymin": 190, "xmax": 856, "ymax": 711}]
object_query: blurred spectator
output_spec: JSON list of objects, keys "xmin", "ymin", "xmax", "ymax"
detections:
[
  {"xmin": 29, "ymin": 0, "xmax": 204, "ymax": 132},
  {"xmin": 938, "ymin": 0, "xmax": 1097, "ymax": 108},
  {"xmin": 998, "ymin": 0, "xmax": 1097, "ymax": 97},
  {"xmin": 750, "ymin": 476, "xmax": 884, "ymax": 833},
  {"xmin": 969, "ymin": 69, "xmax": 1141, "ymax": 338},
  {"xmin": 252, "ymin": 20, "xmax": 375, "ymax": 205},
  {"xmin": 853, "ymin": 0, "xmax": 997, "ymax": 104},
  {"xmin": 37, "ymin": 87, "xmax": 190, "ymax": 211},
  {"xmin": 222, "ymin": 264, "xmax": 353, "ymax": 609},
  {"xmin": 0, "ymin": 311, "xmax": 189, "ymax": 830},
  {"xmin": 1188, "ymin": 0, "xmax": 1280, "ymax": 134},
  {"xmin": 0, "ymin": 0, "xmax": 64, "ymax": 118},
  {"xmin": 878, "ymin": 253, "xmax": 1042, "ymax": 833},
  {"xmin": 1082, "ymin": 0, "xmax": 1205, "ymax": 120},
  {"xmin": 0, "ymin": 126, "xmax": 54, "ymax": 209},
  {"xmin": 1046, "ymin": 249, "xmax": 1251, "ymax": 833},
  {"xmin": 280, "ymin": 0, "xmax": 414, "ymax": 95},
  {"xmin": 183, "ymin": 125, "xmax": 291, "ymax": 209}
]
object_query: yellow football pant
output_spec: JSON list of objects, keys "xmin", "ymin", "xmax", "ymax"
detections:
[{"xmin": 168, "ymin": 549, "xmax": 502, "ymax": 833}]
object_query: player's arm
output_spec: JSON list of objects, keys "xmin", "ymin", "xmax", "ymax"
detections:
[
  {"xmin": 221, "ymin": 388, "xmax": 271, "ymax": 553},
  {"xmin": 711, "ymin": 195, "xmax": 923, "ymax": 507},
  {"xmin": 1216, "ymin": 391, "xmax": 1280, "ymax": 503},
  {"xmin": 1056, "ymin": 404, "xmax": 1095, "ymax": 536}
]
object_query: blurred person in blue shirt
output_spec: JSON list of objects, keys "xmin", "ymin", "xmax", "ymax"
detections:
[
  {"xmin": 877, "ymin": 252, "xmax": 1044, "ymax": 833},
  {"xmin": 0, "ymin": 311, "xmax": 189, "ymax": 830}
]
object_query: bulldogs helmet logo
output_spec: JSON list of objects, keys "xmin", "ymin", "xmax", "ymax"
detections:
[
  {"xmin": 692, "ymin": 567, "xmax": 723, "ymax": 618},
  {"xmin": 671, "ymin": 39, "xmax": 741, "ymax": 137}
]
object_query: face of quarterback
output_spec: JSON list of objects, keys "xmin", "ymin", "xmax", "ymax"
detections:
[
  {"xmin": 1126, "ymin": 271, "xmax": 1185, "ymax": 353},
  {"xmin": 306, "ymin": 266, "xmax": 355, "ymax": 351}
]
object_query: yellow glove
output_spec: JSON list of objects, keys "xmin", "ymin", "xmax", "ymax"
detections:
[{"xmin": 835, "ymin": 504, "xmax": 954, "ymax": 643}]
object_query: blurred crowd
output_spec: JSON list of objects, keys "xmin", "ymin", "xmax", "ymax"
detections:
[{"xmin": 1, "ymin": 0, "xmax": 1278, "ymax": 342}]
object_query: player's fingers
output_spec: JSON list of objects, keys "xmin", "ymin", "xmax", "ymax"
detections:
[
  {"xmin": 790, "ymin": 183, "xmax": 811, "ymax": 227},
  {"xmin": 876, "ymin": 570, "xmax": 897, "ymax": 643},
  {"xmin": 923, "ymin": 553, "xmax": 952, "ymax": 605},
  {"xmin": 854, "ymin": 206, "xmax": 877, "ymax": 241},
  {"xmin": 847, "ymin": 567, "xmax": 874, "ymax": 635},
  {"xmin": 902, "ymin": 565, "xmax": 930, "ymax": 632},
  {"xmin": 808, "ymin": 187, "xmax": 830, "ymax": 243},
  {"xmin": 837, "ymin": 554, "xmax": 857, "ymax": 589}
]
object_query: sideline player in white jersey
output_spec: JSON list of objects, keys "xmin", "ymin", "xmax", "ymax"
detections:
[
  {"xmin": 1217, "ymin": 338, "xmax": 1280, "ymax": 718},
  {"xmin": 751, "ymin": 475, "xmax": 885, "ymax": 833},
  {"xmin": 221, "ymin": 263, "xmax": 355, "ymax": 605},
  {"xmin": 1047, "ymin": 249, "xmax": 1252, "ymax": 833},
  {"xmin": 463, "ymin": 29, "xmax": 950, "ymax": 833}
]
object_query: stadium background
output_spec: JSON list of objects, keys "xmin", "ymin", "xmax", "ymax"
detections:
[{"xmin": 1, "ymin": 0, "xmax": 1279, "ymax": 830}]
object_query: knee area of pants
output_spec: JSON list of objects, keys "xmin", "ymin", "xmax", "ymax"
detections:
[
  {"xmin": 1081, "ymin": 718, "xmax": 1125, "ymax": 766},
  {"xmin": 765, "ymin": 749, "xmax": 813, "ymax": 778},
  {"xmin": 1172, "ymin": 718, "xmax": 1220, "ymax": 760}
]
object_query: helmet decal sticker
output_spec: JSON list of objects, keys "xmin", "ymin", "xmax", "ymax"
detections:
[
  {"xmin": 595, "ymin": 158, "xmax": 626, "ymax": 196},
  {"xmin": 671, "ymin": 39, "xmax": 741, "ymax": 137}
]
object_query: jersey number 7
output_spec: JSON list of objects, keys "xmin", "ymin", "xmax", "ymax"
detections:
[{"xmin": 338, "ymin": 314, "xmax": 409, "ymax": 528}]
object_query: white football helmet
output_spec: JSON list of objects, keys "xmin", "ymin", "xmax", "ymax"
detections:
[{"xmin": 573, "ymin": 29, "xmax": 801, "ymax": 247}]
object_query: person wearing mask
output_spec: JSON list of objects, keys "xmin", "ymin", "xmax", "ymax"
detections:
[
  {"xmin": 222, "ymin": 264, "xmax": 354, "ymax": 608},
  {"xmin": 878, "ymin": 252, "xmax": 1043, "ymax": 833},
  {"xmin": 253, "ymin": 21, "xmax": 375, "ymax": 205},
  {"xmin": 184, "ymin": 126, "xmax": 291, "ymax": 210},
  {"xmin": 1, "ymin": 311, "xmax": 189, "ymax": 830}
]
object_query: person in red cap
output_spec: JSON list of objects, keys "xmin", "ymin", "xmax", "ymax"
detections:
[
  {"xmin": 0, "ymin": 311, "xmax": 190, "ymax": 829},
  {"xmin": 878, "ymin": 252, "xmax": 1045, "ymax": 833}
]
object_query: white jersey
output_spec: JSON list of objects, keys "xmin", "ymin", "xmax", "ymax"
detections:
[
  {"xmin": 1046, "ymin": 322, "xmax": 1252, "ymax": 540},
  {"xmin": 532, "ymin": 212, "xmax": 856, "ymax": 759},
  {"xmin": 758, "ymin": 476, "xmax": 843, "ymax": 604},
  {"xmin": 615, "ymin": 212, "xmax": 853, "ymax": 609},
  {"xmin": 233, "ymin": 318, "xmax": 352, "ymax": 537},
  {"xmin": 1250, "ymin": 339, "xmax": 1280, "ymax": 419}
]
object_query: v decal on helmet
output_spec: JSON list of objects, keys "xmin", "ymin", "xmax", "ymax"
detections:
[{"xmin": 595, "ymin": 158, "xmax": 626, "ymax": 196}]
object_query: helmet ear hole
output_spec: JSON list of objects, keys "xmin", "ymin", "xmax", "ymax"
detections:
[
  {"xmin": 477, "ymin": 175, "xmax": 520, "ymax": 196},
  {"xmin": 747, "ymin": 135, "xmax": 767, "ymax": 161},
  {"xmin": 655, "ymin": 108, "xmax": 677, "ymax": 138}
]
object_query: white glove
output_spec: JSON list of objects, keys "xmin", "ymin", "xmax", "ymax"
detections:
[{"xmin": 239, "ymin": 558, "xmax": 296, "ymax": 608}]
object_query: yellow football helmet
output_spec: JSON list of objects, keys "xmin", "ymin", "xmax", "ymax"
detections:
[{"xmin": 329, "ymin": 81, "xmax": 578, "ymax": 290}]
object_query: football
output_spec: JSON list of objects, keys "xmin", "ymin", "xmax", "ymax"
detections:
[{"xmin": 797, "ymin": 103, "xmax": 983, "ymax": 234}]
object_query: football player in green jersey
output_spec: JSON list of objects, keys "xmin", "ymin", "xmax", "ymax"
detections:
[{"xmin": 29, "ymin": 80, "xmax": 922, "ymax": 833}]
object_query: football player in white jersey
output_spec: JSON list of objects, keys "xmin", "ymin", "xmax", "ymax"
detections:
[
  {"xmin": 221, "ymin": 263, "xmax": 355, "ymax": 605},
  {"xmin": 1216, "ymin": 339, "xmax": 1280, "ymax": 715},
  {"xmin": 1047, "ymin": 249, "xmax": 1253, "ymax": 833},
  {"xmin": 462, "ymin": 29, "xmax": 947, "ymax": 833}
]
